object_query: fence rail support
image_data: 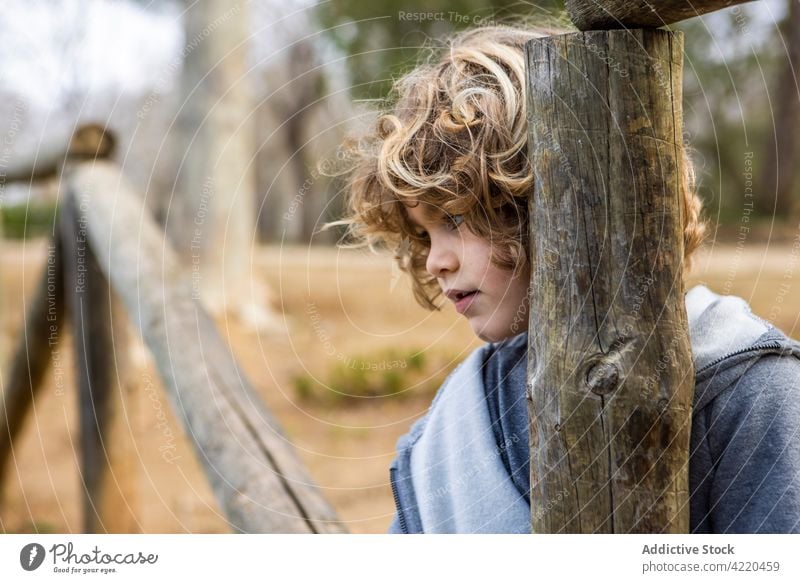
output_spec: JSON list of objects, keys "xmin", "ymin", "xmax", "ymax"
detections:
[
  {"xmin": 59, "ymin": 191, "xmax": 139, "ymax": 533},
  {"xmin": 65, "ymin": 160, "xmax": 345, "ymax": 533}
]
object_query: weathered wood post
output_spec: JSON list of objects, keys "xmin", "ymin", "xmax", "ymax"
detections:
[
  {"xmin": 59, "ymin": 190, "xmax": 139, "ymax": 533},
  {"xmin": 58, "ymin": 125, "xmax": 139, "ymax": 533},
  {"xmin": 524, "ymin": 0, "xmax": 754, "ymax": 533},
  {"xmin": 0, "ymin": 124, "xmax": 112, "ymax": 497}
]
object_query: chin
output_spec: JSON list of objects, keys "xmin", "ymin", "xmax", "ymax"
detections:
[{"xmin": 472, "ymin": 322, "xmax": 506, "ymax": 343}]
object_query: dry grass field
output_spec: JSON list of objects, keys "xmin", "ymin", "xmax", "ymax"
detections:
[{"xmin": 1, "ymin": 232, "xmax": 799, "ymax": 533}]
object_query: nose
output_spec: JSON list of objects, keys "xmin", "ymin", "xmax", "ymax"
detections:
[{"xmin": 425, "ymin": 235, "xmax": 460, "ymax": 278}]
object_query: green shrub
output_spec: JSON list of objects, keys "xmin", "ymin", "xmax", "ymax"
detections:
[
  {"xmin": 292, "ymin": 347, "xmax": 457, "ymax": 407},
  {"xmin": 407, "ymin": 351, "xmax": 426, "ymax": 371},
  {"xmin": 1, "ymin": 201, "xmax": 59, "ymax": 239},
  {"xmin": 292, "ymin": 375, "xmax": 315, "ymax": 402}
]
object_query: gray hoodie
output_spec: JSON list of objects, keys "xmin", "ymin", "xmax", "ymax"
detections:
[{"xmin": 388, "ymin": 284, "xmax": 800, "ymax": 533}]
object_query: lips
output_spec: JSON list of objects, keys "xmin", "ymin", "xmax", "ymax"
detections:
[
  {"xmin": 445, "ymin": 289, "xmax": 471, "ymax": 300},
  {"xmin": 445, "ymin": 288, "xmax": 479, "ymax": 314}
]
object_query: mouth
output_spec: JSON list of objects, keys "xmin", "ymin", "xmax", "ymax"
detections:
[{"xmin": 446, "ymin": 289, "xmax": 479, "ymax": 314}]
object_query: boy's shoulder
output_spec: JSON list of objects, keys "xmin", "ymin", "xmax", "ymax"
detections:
[
  {"xmin": 479, "ymin": 301, "xmax": 800, "ymax": 532},
  {"xmin": 687, "ymin": 283, "xmax": 800, "ymax": 411},
  {"xmin": 690, "ymin": 323, "xmax": 800, "ymax": 533}
]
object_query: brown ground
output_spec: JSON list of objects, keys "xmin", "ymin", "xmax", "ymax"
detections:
[{"xmin": 1, "ymin": 234, "xmax": 799, "ymax": 533}]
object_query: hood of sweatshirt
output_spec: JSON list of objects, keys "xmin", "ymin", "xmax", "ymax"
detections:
[
  {"xmin": 684, "ymin": 284, "xmax": 797, "ymax": 410},
  {"xmin": 686, "ymin": 283, "xmax": 771, "ymax": 371}
]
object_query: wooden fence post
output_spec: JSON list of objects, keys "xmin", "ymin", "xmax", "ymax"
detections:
[
  {"xmin": 59, "ymin": 187, "xmax": 139, "ymax": 533},
  {"xmin": 524, "ymin": 0, "xmax": 758, "ymax": 534},
  {"xmin": 525, "ymin": 29, "xmax": 693, "ymax": 533}
]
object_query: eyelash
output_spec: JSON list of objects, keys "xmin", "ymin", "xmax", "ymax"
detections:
[{"xmin": 415, "ymin": 214, "xmax": 463, "ymax": 240}]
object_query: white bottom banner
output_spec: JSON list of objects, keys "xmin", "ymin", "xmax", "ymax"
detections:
[{"xmin": 1, "ymin": 534, "xmax": 798, "ymax": 582}]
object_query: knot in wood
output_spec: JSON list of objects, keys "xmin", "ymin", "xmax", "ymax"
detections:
[
  {"xmin": 657, "ymin": 398, "xmax": 669, "ymax": 413},
  {"xmin": 585, "ymin": 360, "xmax": 620, "ymax": 396}
]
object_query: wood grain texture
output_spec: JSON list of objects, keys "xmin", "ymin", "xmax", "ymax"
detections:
[
  {"xmin": 524, "ymin": 29, "xmax": 694, "ymax": 533},
  {"xmin": 566, "ymin": 0, "xmax": 756, "ymax": 30},
  {"xmin": 66, "ymin": 161, "xmax": 346, "ymax": 533}
]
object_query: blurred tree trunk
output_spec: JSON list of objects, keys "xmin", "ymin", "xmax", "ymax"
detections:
[
  {"xmin": 0, "ymin": 216, "xmax": 5, "ymax": 367},
  {"xmin": 255, "ymin": 40, "xmax": 327, "ymax": 244},
  {"xmin": 254, "ymin": 42, "xmax": 315, "ymax": 244},
  {"xmin": 168, "ymin": 0, "xmax": 256, "ymax": 313},
  {"xmin": 295, "ymin": 42, "xmax": 323, "ymax": 244},
  {"xmin": 255, "ymin": 100, "xmax": 299, "ymax": 243},
  {"xmin": 251, "ymin": 0, "xmax": 354, "ymax": 246},
  {"xmin": 757, "ymin": 0, "xmax": 800, "ymax": 218}
]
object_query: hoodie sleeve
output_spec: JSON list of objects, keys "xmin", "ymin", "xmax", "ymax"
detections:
[{"xmin": 704, "ymin": 353, "xmax": 800, "ymax": 533}]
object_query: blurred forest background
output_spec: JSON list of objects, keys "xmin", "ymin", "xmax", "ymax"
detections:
[
  {"xmin": 1, "ymin": 0, "xmax": 799, "ymax": 534},
  {"xmin": 1, "ymin": 0, "xmax": 798, "ymax": 245}
]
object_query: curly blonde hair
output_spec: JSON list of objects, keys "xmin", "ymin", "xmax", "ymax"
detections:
[{"xmin": 326, "ymin": 23, "xmax": 706, "ymax": 311}]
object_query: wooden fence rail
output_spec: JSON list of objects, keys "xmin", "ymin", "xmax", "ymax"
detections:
[{"xmin": 1, "ymin": 154, "xmax": 345, "ymax": 533}]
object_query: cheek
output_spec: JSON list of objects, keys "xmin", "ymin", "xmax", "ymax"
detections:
[
  {"xmin": 480, "ymin": 270, "xmax": 521, "ymax": 311},
  {"xmin": 500, "ymin": 267, "xmax": 531, "ymax": 309}
]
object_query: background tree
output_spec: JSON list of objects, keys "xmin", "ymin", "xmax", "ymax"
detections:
[
  {"xmin": 757, "ymin": 0, "xmax": 800, "ymax": 218},
  {"xmin": 677, "ymin": 2, "xmax": 796, "ymax": 225},
  {"xmin": 315, "ymin": 0, "xmax": 565, "ymax": 102},
  {"xmin": 251, "ymin": 0, "xmax": 355, "ymax": 244},
  {"xmin": 168, "ymin": 0, "xmax": 273, "ymax": 325}
]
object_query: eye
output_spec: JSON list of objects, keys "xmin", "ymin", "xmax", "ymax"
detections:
[
  {"xmin": 447, "ymin": 214, "xmax": 464, "ymax": 230},
  {"xmin": 414, "ymin": 228, "xmax": 430, "ymax": 241}
]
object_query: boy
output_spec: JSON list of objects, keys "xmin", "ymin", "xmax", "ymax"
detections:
[{"xmin": 331, "ymin": 25, "xmax": 800, "ymax": 533}]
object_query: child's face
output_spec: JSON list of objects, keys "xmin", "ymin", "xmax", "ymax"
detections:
[{"xmin": 404, "ymin": 202, "xmax": 530, "ymax": 342}]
